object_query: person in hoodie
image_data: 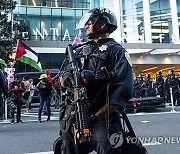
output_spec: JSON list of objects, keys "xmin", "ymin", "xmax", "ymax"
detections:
[{"xmin": 36, "ymin": 74, "xmax": 52, "ymax": 123}]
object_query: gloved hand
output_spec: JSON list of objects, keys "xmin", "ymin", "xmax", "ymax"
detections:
[{"xmin": 89, "ymin": 114, "xmax": 98, "ymax": 128}]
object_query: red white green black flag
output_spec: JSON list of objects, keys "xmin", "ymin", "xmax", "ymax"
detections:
[{"xmin": 15, "ymin": 40, "xmax": 42, "ymax": 71}]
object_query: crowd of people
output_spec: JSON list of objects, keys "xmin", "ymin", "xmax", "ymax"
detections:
[
  {"xmin": 0, "ymin": 64, "xmax": 180, "ymax": 124},
  {"xmin": 0, "ymin": 66, "xmax": 60, "ymax": 124},
  {"xmin": 133, "ymin": 69, "xmax": 180, "ymax": 106}
]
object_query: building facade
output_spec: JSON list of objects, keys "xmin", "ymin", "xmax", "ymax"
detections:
[{"xmin": 13, "ymin": 0, "xmax": 180, "ymax": 77}]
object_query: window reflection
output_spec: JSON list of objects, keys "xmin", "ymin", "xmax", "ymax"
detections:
[
  {"xmin": 122, "ymin": 0, "xmax": 173, "ymax": 43},
  {"xmin": 13, "ymin": 6, "xmax": 89, "ymax": 41},
  {"xmin": 177, "ymin": 0, "xmax": 180, "ymax": 43},
  {"xmin": 150, "ymin": 0, "xmax": 171, "ymax": 43},
  {"xmin": 122, "ymin": 0, "xmax": 144, "ymax": 43},
  {"xmin": 19, "ymin": 0, "xmax": 90, "ymax": 8}
]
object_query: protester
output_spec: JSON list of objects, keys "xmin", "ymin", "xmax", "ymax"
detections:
[
  {"xmin": 36, "ymin": 74, "xmax": 52, "ymax": 123},
  {"xmin": 22, "ymin": 75, "xmax": 30, "ymax": 113},
  {"xmin": 28, "ymin": 78, "xmax": 35, "ymax": 109},
  {"xmin": 42, "ymin": 69, "xmax": 58, "ymax": 115},
  {"xmin": 59, "ymin": 8, "xmax": 133, "ymax": 154},
  {"xmin": 9, "ymin": 74, "xmax": 25, "ymax": 123},
  {"xmin": 7, "ymin": 74, "xmax": 14, "ymax": 90}
]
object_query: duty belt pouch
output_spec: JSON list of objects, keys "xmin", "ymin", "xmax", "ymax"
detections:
[{"xmin": 59, "ymin": 104, "xmax": 75, "ymax": 140}]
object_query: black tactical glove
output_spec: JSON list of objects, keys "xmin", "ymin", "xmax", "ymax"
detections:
[{"xmin": 89, "ymin": 114, "xmax": 98, "ymax": 128}]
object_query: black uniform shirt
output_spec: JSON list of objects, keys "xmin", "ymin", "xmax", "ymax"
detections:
[{"xmin": 76, "ymin": 38, "xmax": 133, "ymax": 110}]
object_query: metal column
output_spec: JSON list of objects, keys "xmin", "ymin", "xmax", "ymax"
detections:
[
  {"xmin": 170, "ymin": 0, "xmax": 180, "ymax": 44},
  {"xmin": 143, "ymin": 0, "xmax": 152, "ymax": 43}
]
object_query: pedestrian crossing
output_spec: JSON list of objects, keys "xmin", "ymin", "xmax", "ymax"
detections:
[
  {"xmin": 0, "ymin": 110, "xmax": 59, "ymax": 124},
  {"xmin": 27, "ymin": 151, "xmax": 53, "ymax": 154},
  {"xmin": 27, "ymin": 151, "xmax": 96, "ymax": 154}
]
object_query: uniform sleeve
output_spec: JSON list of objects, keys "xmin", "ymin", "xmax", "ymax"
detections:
[{"xmin": 109, "ymin": 46, "xmax": 133, "ymax": 108}]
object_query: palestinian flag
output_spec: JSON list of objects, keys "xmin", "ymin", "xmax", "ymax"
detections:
[{"xmin": 15, "ymin": 40, "xmax": 42, "ymax": 71}]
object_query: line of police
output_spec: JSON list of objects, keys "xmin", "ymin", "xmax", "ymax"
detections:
[{"xmin": 133, "ymin": 69, "xmax": 180, "ymax": 105}]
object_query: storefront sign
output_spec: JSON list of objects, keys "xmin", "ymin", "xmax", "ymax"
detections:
[{"xmin": 32, "ymin": 27, "xmax": 71, "ymax": 41}]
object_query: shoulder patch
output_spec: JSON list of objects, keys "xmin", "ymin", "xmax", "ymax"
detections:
[{"xmin": 125, "ymin": 52, "xmax": 132, "ymax": 67}]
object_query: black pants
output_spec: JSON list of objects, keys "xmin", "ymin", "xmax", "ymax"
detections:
[
  {"xmin": 0, "ymin": 93, "xmax": 4, "ymax": 118},
  {"xmin": 10, "ymin": 99, "xmax": 22, "ymax": 121},
  {"xmin": 62, "ymin": 115, "xmax": 123, "ymax": 154}
]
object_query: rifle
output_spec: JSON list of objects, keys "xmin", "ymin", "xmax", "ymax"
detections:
[{"xmin": 65, "ymin": 44, "xmax": 92, "ymax": 153}]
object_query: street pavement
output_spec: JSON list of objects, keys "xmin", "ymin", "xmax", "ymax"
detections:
[{"xmin": 0, "ymin": 105, "xmax": 180, "ymax": 154}]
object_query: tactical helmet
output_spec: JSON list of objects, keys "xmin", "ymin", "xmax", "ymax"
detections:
[
  {"xmin": 168, "ymin": 68, "xmax": 174, "ymax": 75},
  {"xmin": 170, "ymin": 68, "xmax": 174, "ymax": 73},
  {"xmin": 157, "ymin": 70, "xmax": 162, "ymax": 75},
  {"xmin": 76, "ymin": 8, "xmax": 117, "ymax": 38},
  {"xmin": 146, "ymin": 73, "xmax": 151, "ymax": 78}
]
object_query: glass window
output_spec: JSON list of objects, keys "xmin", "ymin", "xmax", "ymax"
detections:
[
  {"xmin": 151, "ymin": 16, "xmax": 172, "ymax": 43},
  {"xmin": 122, "ymin": 0, "xmax": 143, "ymax": 43},
  {"xmin": 21, "ymin": 0, "xmax": 28, "ymax": 5},
  {"xmin": 52, "ymin": 17, "xmax": 62, "ymax": 41},
  {"xmin": 41, "ymin": 8, "xmax": 51, "ymax": 16},
  {"xmin": 122, "ymin": 0, "xmax": 143, "ymax": 15},
  {"xmin": 52, "ymin": 8, "xmax": 61, "ymax": 16},
  {"xmin": 177, "ymin": 0, "xmax": 180, "ymax": 14},
  {"xmin": 123, "ymin": 13, "xmax": 144, "ymax": 43},
  {"xmin": 150, "ymin": 0, "xmax": 171, "ymax": 43},
  {"xmin": 177, "ymin": 0, "xmax": 180, "ymax": 39},
  {"xmin": 150, "ymin": 0, "xmax": 170, "ymax": 16},
  {"xmin": 27, "ymin": 7, "xmax": 40, "ymax": 15},
  {"xmin": 62, "ymin": 9, "xmax": 75, "ymax": 41},
  {"xmin": 19, "ymin": 0, "xmax": 90, "ymax": 8},
  {"xmin": 13, "ymin": 6, "xmax": 26, "ymax": 15},
  {"xmin": 40, "ymin": 17, "xmax": 52, "ymax": 41}
]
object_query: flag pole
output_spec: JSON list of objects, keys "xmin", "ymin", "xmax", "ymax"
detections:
[{"xmin": 13, "ymin": 39, "xmax": 19, "ymax": 65}]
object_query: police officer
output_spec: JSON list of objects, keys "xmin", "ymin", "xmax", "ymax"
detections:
[
  {"xmin": 60, "ymin": 8, "xmax": 133, "ymax": 154},
  {"xmin": 138, "ymin": 73, "xmax": 146, "ymax": 97},
  {"xmin": 167, "ymin": 69, "xmax": 179, "ymax": 105},
  {"xmin": 133, "ymin": 76, "xmax": 140, "ymax": 98},
  {"xmin": 154, "ymin": 70, "xmax": 164, "ymax": 97},
  {"xmin": 177, "ymin": 73, "xmax": 180, "ymax": 106},
  {"xmin": 145, "ymin": 73, "xmax": 153, "ymax": 97}
]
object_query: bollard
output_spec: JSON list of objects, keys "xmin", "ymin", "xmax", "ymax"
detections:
[
  {"xmin": 4, "ymin": 98, "xmax": 8, "ymax": 120},
  {"xmin": 132, "ymin": 100, "xmax": 137, "ymax": 113},
  {"xmin": 170, "ymin": 87, "xmax": 176, "ymax": 112}
]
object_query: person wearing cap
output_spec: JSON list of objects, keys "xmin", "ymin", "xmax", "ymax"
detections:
[
  {"xmin": 42, "ymin": 69, "xmax": 57, "ymax": 116},
  {"xmin": 36, "ymin": 74, "xmax": 52, "ymax": 123},
  {"xmin": 9, "ymin": 74, "xmax": 25, "ymax": 123}
]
